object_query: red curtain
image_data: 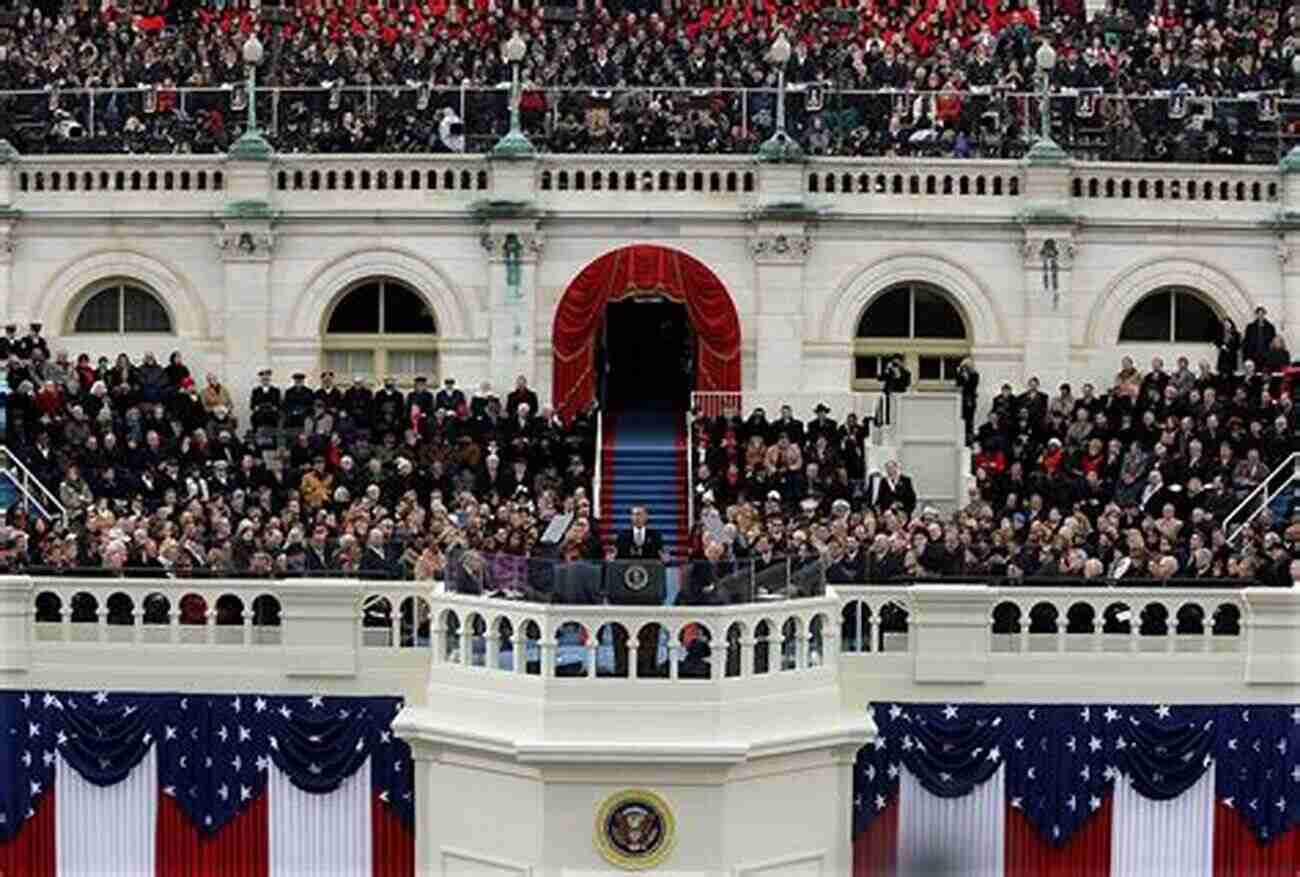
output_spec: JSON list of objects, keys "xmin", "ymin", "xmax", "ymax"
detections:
[
  {"xmin": 1214, "ymin": 802, "xmax": 1300, "ymax": 877},
  {"xmin": 0, "ymin": 789, "xmax": 55, "ymax": 877},
  {"xmin": 371, "ymin": 793, "xmax": 415, "ymax": 877},
  {"xmin": 552, "ymin": 245, "xmax": 741, "ymax": 418},
  {"xmin": 156, "ymin": 790, "xmax": 269, "ymax": 877},
  {"xmin": 1005, "ymin": 794, "xmax": 1113, "ymax": 877},
  {"xmin": 852, "ymin": 795, "xmax": 899, "ymax": 877}
]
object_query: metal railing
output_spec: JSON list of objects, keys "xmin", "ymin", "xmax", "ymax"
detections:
[
  {"xmin": 690, "ymin": 392, "xmax": 881, "ymax": 422},
  {"xmin": 1222, "ymin": 452, "xmax": 1300, "ymax": 544},
  {"xmin": 6, "ymin": 84, "xmax": 1300, "ymax": 163},
  {"xmin": 0, "ymin": 446, "xmax": 66, "ymax": 525}
]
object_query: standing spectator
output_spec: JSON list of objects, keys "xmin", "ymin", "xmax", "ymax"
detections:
[
  {"xmin": 1242, "ymin": 306, "xmax": 1276, "ymax": 369},
  {"xmin": 955, "ymin": 358, "xmax": 979, "ymax": 446}
]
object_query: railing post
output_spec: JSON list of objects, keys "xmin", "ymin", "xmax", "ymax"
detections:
[
  {"xmin": 1243, "ymin": 589, "xmax": 1300, "ymax": 684},
  {"xmin": 279, "ymin": 580, "xmax": 359, "ymax": 678},
  {"xmin": 908, "ymin": 585, "xmax": 992, "ymax": 683},
  {"xmin": 0, "ymin": 575, "xmax": 32, "ymax": 673}
]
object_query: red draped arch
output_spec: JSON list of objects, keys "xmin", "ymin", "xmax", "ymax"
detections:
[{"xmin": 551, "ymin": 244, "xmax": 742, "ymax": 417}]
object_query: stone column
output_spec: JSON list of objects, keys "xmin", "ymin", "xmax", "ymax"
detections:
[
  {"xmin": 215, "ymin": 220, "xmax": 275, "ymax": 426},
  {"xmin": 0, "ymin": 575, "xmax": 31, "ymax": 673},
  {"xmin": 0, "ymin": 212, "xmax": 14, "ymax": 324},
  {"xmin": 1019, "ymin": 227, "xmax": 1077, "ymax": 393},
  {"xmin": 749, "ymin": 224, "xmax": 813, "ymax": 395},
  {"xmin": 1277, "ymin": 232, "xmax": 1300, "ymax": 352},
  {"xmin": 481, "ymin": 226, "xmax": 543, "ymax": 405}
]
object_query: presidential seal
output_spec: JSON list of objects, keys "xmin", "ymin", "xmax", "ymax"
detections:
[
  {"xmin": 623, "ymin": 563, "xmax": 651, "ymax": 593},
  {"xmin": 594, "ymin": 789, "xmax": 675, "ymax": 870}
]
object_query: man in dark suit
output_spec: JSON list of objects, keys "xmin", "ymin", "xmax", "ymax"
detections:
[
  {"xmin": 1242, "ymin": 305, "xmax": 1276, "ymax": 367},
  {"xmin": 249, "ymin": 369, "xmax": 281, "ymax": 430},
  {"xmin": 867, "ymin": 460, "xmax": 918, "ymax": 516},
  {"xmin": 805, "ymin": 403, "xmax": 839, "ymax": 445},
  {"xmin": 435, "ymin": 377, "xmax": 466, "ymax": 413},
  {"xmin": 615, "ymin": 506, "xmax": 667, "ymax": 560},
  {"xmin": 304, "ymin": 526, "xmax": 334, "ymax": 573},
  {"xmin": 506, "ymin": 375, "xmax": 540, "ymax": 423},
  {"xmin": 771, "ymin": 404, "xmax": 805, "ymax": 445},
  {"xmin": 407, "ymin": 376, "xmax": 435, "ymax": 418}
]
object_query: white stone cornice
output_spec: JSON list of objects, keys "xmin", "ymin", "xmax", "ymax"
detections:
[
  {"xmin": 748, "ymin": 233, "xmax": 813, "ymax": 264},
  {"xmin": 480, "ymin": 230, "xmax": 544, "ymax": 263},
  {"xmin": 215, "ymin": 228, "xmax": 276, "ymax": 263}
]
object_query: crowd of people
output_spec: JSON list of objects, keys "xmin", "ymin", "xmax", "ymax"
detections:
[
  {"xmin": 687, "ymin": 306, "xmax": 1300, "ymax": 590},
  {"xmin": 5, "ymin": 303, "xmax": 1300, "ymax": 593},
  {"xmin": 2, "ymin": 0, "xmax": 1299, "ymax": 161},
  {"xmin": 0, "ymin": 337, "xmax": 610, "ymax": 582}
]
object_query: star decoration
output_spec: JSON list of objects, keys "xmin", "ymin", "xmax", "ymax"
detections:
[
  {"xmin": 874, "ymin": 794, "xmax": 886, "ymax": 811},
  {"xmin": 308, "ymin": 695, "xmax": 325, "ymax": 709},
  {"xmin": 942, "ymin": 705, "xmax": 959, "ymax": 720},
  {"xmin": 888, "ymin": 704, "xmax": 903, "ymax": 720},
  {"xmin": 277, "ymin": 705, "xmax": 292, "ymax": 720},
  {"xmin": 1089, "ymin": 795, "xmax": 1102, "ymax": 812},
  {"xmin": 240, "ymin": 785, "xmax": 252, "ymax": 802},
  {"xmin": 1088, "ymin": 736, "xmax": 1102, "ymax": 753},
  {"xmin": 1155, "ymin": 705, "xmax": 1171, "ymax": 719},
  {"xmin": 254, "ymin": 697, "xmax": 267, "ymax": 713},
  {"xmin": 1103, "ymin": 707, "xmax": 1120, "ymax": 723},
  {"xmin": 92, "ymin": 691, "xmax": 108, "ymax": 705}
]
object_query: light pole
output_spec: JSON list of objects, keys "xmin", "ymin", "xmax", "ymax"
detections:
[
  {"xmin": 491, "ymin": 31, "xmax": 536, "ymax": 158},
  {"xmin": 229, "ymin": 33, "xmax": 272, "ymax": 160},
  {"xmin": 1026, "ymin": 40, "xmax": 1066, "ymax": 162},
  {"xmin": 758, "ymin": 30, "xmax": 803, "ymax": 162}
]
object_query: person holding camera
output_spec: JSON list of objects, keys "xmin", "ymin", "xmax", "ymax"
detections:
[
  {"xmin": 881, "ymin": 355, "xmax": 912, "ymax": 425},
  {"xmin": 955, "ymin": 358, "xmax": 980, "ymax": 446}
]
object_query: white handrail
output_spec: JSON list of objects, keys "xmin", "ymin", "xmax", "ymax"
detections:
[
  {"xmin": 592, "ymin": 408, "xmax": 604, "ymax": 519},
  {"xmin": 686, "ymin": 408, "xmax": 695, "ymax": 531},
  {"xmin": 1223, "ymin": 452, "xmax": 1300, "ymax": 544},
  {"xmin": 0, "ymin": 445, "xmax": 66, "ymax": 524}
]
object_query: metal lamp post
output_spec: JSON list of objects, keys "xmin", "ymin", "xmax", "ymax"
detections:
[
  {"xmin": 491, "ymin": 32, "xmax": 536, "ymax": 158},
  {"xmin": 758, "ymin": 31, "xmax": 803, "ymax": 162},
  {"xmin": 228, "ymin": 33, "xmax": 273, "ymax": 160},
  {"xmin": 1026, "ymin": 40, "xmax": 1066, "ymax": 163}
]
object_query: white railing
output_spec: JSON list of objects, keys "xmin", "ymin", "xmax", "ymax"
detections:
[
  {"xmin": 1222, "ymin": 452, "xmax": 1300, "ymax": 544},
  {"xmin": 0, "ymin": 446, "xmax": 66, "ymax": 524},
  {"xmin": 592, "ymin": 408, "xmax": 604, "ymax": 518},
  {"xmin": 426, "ymin": 588, "xmax": 839, "ymax": 682},
  {"xmin": 690, "ymin": 391, "xmax": 880, "ymax": 422},
  {"xmin": 685, "ymin": 407, "xmax": 696, "ymax": 530}
]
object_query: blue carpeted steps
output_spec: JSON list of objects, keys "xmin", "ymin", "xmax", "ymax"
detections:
[{"xmin": 603, "ymin": 408, "xmax": 686, "ymax": 558}]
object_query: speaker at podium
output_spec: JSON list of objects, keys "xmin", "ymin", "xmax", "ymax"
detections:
[{"xmin": 604, "ymin": 559, "xmax": 668, "ymax": 606}]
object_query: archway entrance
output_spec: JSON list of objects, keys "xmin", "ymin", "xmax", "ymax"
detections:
[
  {"xmin": 598, "ymin": 297, "xmax": 693, "ymax": 410},
  {"xmin": 552, "ymin": 245, "xmax": 741, "ymax": 417}
]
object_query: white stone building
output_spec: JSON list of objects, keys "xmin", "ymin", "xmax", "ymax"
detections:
[{"xmin": 1, "ymin": 152, "xmax": 1295, "ymax": 425}]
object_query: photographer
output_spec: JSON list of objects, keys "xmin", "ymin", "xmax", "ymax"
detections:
[
  {"xmin": 880, "ymin": 355, "xmax": 911, "ymax": 426},
  {"xmin": 955, "ymin": 358, "xmax": 980, "ymax": 446}
]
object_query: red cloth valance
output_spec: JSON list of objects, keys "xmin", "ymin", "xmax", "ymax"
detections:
[{"xmin": 552, "ymin": 245, "xmax": 742, "ymax": 418}]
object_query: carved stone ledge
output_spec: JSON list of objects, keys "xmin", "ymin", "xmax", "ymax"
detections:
[
  {"xmin": 1020, "ymin": 234, "xmax": 1076, "ymax": 269},
  {"xmin": 215, "ymin": 229, "xmax": 276, "ymax": 262},
  {"xmin": 480, "ymin": 230, "xmax": 545, "ymax": 263},
  {"xmin": 748, "ymin": 234, "xmax": 813, "ymax": 264}
]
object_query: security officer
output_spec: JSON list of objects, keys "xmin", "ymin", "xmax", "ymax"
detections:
[
  {"xmin": 373, "ymin": 377, "xmax": 404, "ymax": 432},
  {"xmin": 16, "ymin": 323, "xmax": 48, "ymax": 361},
  {"xmin": 345, "ymin": 376, "xmax": 373, "ymax": 430},
  {"xmin": 283, "ymin": 372, "xmax": 316, "ymax": 429},
  {"xmin": 407, "ymin": 376, "xmax": 435, "ymax": 418},
  {"xmin": 315, "ymin": 370, "xmax": 343, "ymax": 413},
  {"xmin": 250, "ymin": 369, "xmax": 282, "ymax": 430},
  {"xmin": 0, "ymin": 324, "xmax": 17, "ymax": 360}
]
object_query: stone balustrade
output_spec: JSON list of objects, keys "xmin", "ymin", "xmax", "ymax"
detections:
[
  {"xmin": 2, "ymin": 576, "xmax": 1296, "ymax": 704},
  {"xmin": 2, "ymin": 151, "xmax": 1296, "ymax": 223}
]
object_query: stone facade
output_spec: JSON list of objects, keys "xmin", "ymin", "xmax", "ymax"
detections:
[{"xmin": 1, "ymin": 153, "xmax": 1293, "ymax": 422}]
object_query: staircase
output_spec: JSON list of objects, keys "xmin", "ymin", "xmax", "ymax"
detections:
[
  {"xmin": 0, "ymin": 445, "xmax": 66, "ymax": 523},
  {"xmin": 1223, "ymin": 451, "xmax": 1300, "ymax": 544},
  {"xmin": 600, "ymin": 408, "xmax": 687, "ymax": 557}
]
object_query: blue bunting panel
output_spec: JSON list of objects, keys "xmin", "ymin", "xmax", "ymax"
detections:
[
  {"xmin": 0, "ymin": 690, "xmax": 415, "ymax": 840},
  {"xmin": 854, "ymin": 703, "xmax": 1300, "ymax": 847}
]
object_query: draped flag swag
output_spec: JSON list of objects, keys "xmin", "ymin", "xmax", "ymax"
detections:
[
  {"xmin": 853, "ymin": 703, "xmax": 1300, "ymax": 877},
  {"xmin": 551, "ymin": 244, "xmax": 742, "ymax": 418},
  {"xmin": 0, "ymin": 690, "xmax": 415, "ymax": 876}
]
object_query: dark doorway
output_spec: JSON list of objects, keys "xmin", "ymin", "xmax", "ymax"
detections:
[{"xmin": 598, "ymin": 297, "xmax": 693, "ymax": 411}]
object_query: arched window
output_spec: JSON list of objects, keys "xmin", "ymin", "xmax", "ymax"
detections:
[
  {"xmin": 69, "ymin": 281, "xmax": 172, "ymax": 334},
  {"xmin": 852, "ymin": 282, "xmax": 970, "ymax": 389},
  {"xmin": 1118, "ymin": 287, "xmax": 1220, "ymax": 343},
  {"xmin": 323, "ymin": 277, "xmax": 437, "ymax": 382}
]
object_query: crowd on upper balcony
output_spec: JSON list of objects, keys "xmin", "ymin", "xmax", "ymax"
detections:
[
  {"xmin": 0, "ymin": 332, "xmax": 610, "ymax": 581},
  {"xmin": 688, "ymin": 308, "xmax": 1300, "ymax": 588},
  {"xmin": 2, "ymin": 0, "xmax": 1298, "ymax": 160}
]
